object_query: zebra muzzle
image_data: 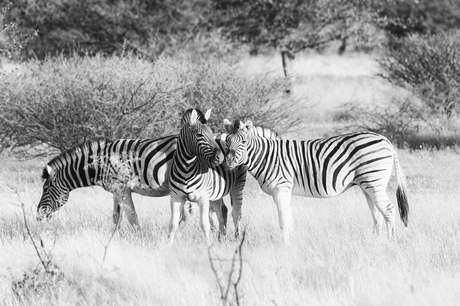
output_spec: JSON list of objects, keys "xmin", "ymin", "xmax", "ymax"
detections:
[
  {"xmin": 211, "ymin": 149, "xmax": 224, "ymax": 166},
  {"xmin": 224, "ymin": 150, "xmax": 237, "ymax": 169},
  {"xmin": 36, "ymin": 207, "xmax": 52, "ymax": 221}
]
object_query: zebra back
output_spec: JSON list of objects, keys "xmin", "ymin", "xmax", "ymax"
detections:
[
  {"xmin": 37, "ymin": 136, "xmax": 178, "ymax": 220},
  {"xmin": 250, "ymin": 124, "xmax": 280, "ymax": 140},
  {"xmin": 43, "ymin": 137, "xmax": 177, "ymax": 191}
]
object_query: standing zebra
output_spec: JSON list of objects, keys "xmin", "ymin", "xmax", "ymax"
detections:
[
  {"xmin": 168, "ymin": 109, "xmax": 247, "ymax": 245},
  {"xmin": 36, "ymin": 113, "xmax": 229, "ymax": 235},
  {"xmin": 223, "ymin": 119, "xmax": 409, "ymax": 240}
]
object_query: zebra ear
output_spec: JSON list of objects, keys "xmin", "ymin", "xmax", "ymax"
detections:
[
  {"xmin": 42, "ymin": 165, "xmax": 54, "ymax": 179},
  {"xmin": 190, "ymin": 109, "xmax": 198, "ymax": 125},
  {"xmin": 244, "ymin": 120, "xmax": 253, "ymax": 132},
  {"xmin": 47, "ymin": 165, "xmax": 54, "ymax": 176},
  {"xmin": 223, "ymin": 119, "xmax": 233, "ymax": 133},
  {"xmin": 204, "ymin": 109, "xmax": 212, "ymax": 121}
]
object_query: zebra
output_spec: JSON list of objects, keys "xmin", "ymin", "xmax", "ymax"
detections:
[
  {"xmin": 36, "ymin": 115, "xmax": 229, "ymax": 235},
  {"xmin": 223, "ymin": 119, "xmax": 409, "ymax": 240},
  {"xmin": 168, "ymin": 109, "xmax": 247, "ymax": 245}
]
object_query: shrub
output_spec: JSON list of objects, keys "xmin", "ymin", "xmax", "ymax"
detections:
[
  {"xmin": 336, "ymin": 29, "xmax": 460, "ymax": 149},
  {"xmin": 0, "ymin": 54, "xmax": 308, "ymax": 155},
  {"xmin": 370, "ymin": 0, "xmax": 460, "ymax": 38},
  {"xmin": 334, "ymin": 97, "xmax": 423, "ymax": 147},
  {"xmin": 378, "ymin": 30, "xmax": 460, "ymax": 116},
  {"xmin": 335, "ymin": 96, "xmax": 460, "ymax": 149},
  {"xmin": 5, "ymin": 0, "xmax": 211, "ymax": 59}
]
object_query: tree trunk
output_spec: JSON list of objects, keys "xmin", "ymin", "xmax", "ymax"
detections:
[{"xmin": 281, "ymin": 49, "xmax": 295, "ymax": 94}]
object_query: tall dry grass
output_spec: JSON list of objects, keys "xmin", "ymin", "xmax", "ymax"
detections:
[{"xmin": 1, "ymin": 147, "xmax": 460, "ymax": 305}]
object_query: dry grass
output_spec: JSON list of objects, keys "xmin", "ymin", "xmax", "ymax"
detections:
[
  {"xmin": 1, "ymin": 147, "xmax": 460, "ymax": 305},
  {"xmin": 1, "ymin": 54, "xmax": 460, "ymax": 305}
]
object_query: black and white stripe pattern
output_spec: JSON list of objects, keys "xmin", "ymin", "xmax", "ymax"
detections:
[
  {"xmin": 223, "ymin": 119, "xmax": 409, "ymax": 240},
  {"xmin": 37, "ymin": 132, "xmax": 228, "ymax": 232},
  {"xmin": 168, "ymin": 109, "xmax": 247, "ymax": 244}
]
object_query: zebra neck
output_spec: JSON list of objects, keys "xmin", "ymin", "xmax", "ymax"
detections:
[
  {"xmin": 172, "ymin": 144, "xmax": 208, "ymax": 175},
  {"xmin": 246, "ymin": 137, "xmax": 275, "ymax": 177},
  {"xmin": 54, "ymin": 164, "xmax": 98, "ymax": 190}
]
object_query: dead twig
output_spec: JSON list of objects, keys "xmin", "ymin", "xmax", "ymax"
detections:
[
  {"xmin": 208, "ymin": 230, "xmax": 247, "ymax": 306},
  {"xmin": 21, "ymin": 203, "xmax": 49, "ymax": 270}
]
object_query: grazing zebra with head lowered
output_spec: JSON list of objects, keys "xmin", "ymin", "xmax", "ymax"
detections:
[
  {"xmin": 223, "ymin": 119, "xmax": 409, "ymax": 240},
  {"xmin": 168, "ymin": 109, "xmax": 247, "ymax": 245},
  {"xmin": 36, "ymin": 117, "xmax": 229, "ymax": 235}
]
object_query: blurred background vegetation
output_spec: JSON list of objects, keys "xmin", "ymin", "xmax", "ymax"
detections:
[{"xmin": 1, "ymin": 0, "xmax": 460, "ymax": 155}]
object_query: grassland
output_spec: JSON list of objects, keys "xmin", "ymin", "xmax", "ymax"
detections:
[{"xmin": 1, "ymin": 53, "xmax": 460, "ymax": 305}]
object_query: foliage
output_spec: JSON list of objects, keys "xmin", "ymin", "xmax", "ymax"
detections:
[
  {"xmin": 0, "ymin": 54, "xmax": 307, "ymax": 155},
  {"xmin": 4, "ymin": 0, "xmax": 244, "ymax": 60},
  {"xmin": 378, "ymin": 30, "xmax": 460, "ymax": 116},
  {"xmin": 336, "ymin": 19, "xmax": 460, "ymax": 149},
  {"xmin": 369, "ymin": 0, "xmax": 460, "ymax": 38},
  {"xmin": 0, "ymin": 1, "xmax": 37, "ymax": 57},
  {"xmin": 336, "ymin": 96, "xmax": 460, "ymax": 149},
  {"xmin": 334, "ymin": 97, "xmax": 424, "ymax": 147},
  {"xmin": 2, "ymin": 0, "xmax": 379, "ymax": 59},
  {"xmin": 211, "ymin": 0, "xmax": 368, "ymax": 55}
]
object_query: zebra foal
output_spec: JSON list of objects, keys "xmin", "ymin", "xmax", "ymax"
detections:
[
  {"xmin": 168, "ymin": 109, "xmax": 247, "ymax": 245},
  {"xmin": 223, "ymin": 119, "xmax": 409, "ymax": 240}
]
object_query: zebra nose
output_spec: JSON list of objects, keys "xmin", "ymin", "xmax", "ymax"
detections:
[
  {"xmin": 224, "ymin": 150, "xmax": 236, "ymax": 168},
  {"xmin": 37, "ymin": 206, "xmax": 51, "ymax": 221},
  {"xmin": 36, "ymin": 210, "xmax": 45, "ymax": 221},
  {"xmin": 212, "ymin": 148, "xmax": 224, "ymax": 166}
]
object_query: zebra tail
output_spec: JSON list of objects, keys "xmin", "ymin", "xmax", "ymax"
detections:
[{"xmin": 394, "ymin": 154, "xmax": 409, "ymax": 227}]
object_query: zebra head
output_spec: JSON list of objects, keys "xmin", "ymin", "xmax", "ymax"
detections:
[
  {"xmin": 223, "ymin": 119, "xmax": 252, "ymax": 169},
  {"xmin": 180, "ymin": 108, "xmax": 224, "ymax": 167},
  {"xmin": 36, "ymin": 165, "xmax": 70, "ymax": 221}
]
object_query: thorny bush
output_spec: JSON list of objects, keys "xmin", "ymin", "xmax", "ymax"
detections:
[{"xmin": 0, "ymin": 53, "xmax": 308, "ymax": 156}]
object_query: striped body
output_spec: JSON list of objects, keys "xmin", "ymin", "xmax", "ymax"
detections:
[
  {"xmin": 243, "ymin": 133, "xmax": 395, "ymax": 198},
  {"xmin": 168, "ymin": 109, "xmax": 247, "ymax": 244},
  {"xmin": 224, "ymin": 119, "xmax": 409, "ymax": 240},
  {"xmin": 37, "ymin": 136, "xmax": 228, "ymax": 231}
]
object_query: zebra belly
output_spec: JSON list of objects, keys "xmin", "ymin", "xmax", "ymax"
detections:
[
  {"xmin": 132, "ymin": 184, "xmax": 169, "ymax": 197},
  {"xmin": 171, "ymin": 177, "xmax": 231, "ymax": 202},
  {"xmin": 289, "ymin": 179, "xmax": 355, "ymax": 198}
]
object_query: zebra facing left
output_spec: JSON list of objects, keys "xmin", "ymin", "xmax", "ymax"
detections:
[
  {"xmin": 223, "ymin": 119, "xmax": 409, "ymax": 241},
  {"xmin": 168, "ymin": 109, "xmax": 247, "ymax": 245},
  {"xmin": 36, "ymin": 131, "xmax": 228, "ymax": 234}
]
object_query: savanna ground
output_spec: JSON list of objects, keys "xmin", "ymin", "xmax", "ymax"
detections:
[{"xmin": 1, "ymin": 53, "xmax": 460, "ymax": 305}]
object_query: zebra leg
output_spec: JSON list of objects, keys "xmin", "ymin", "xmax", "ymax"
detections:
[
  {"xmin": 168, "ymin": 194, "xmax": 186, "ymax": 245},
  {"xmin": 363, "ymin": 191, "xmax": 384, "ymax": 236},
  {"xmin": 210, "ymin": 199, "xmax": 228, "ymax": 239},
  {"xmin": 119, "ymin": 187, "xmax": 140, "ymax": 231},
  {"xmin": 209, "ymin": 202, "xmax": 219, "ymax": 233},
  {"xmin": 272, "ymin": 188, "xmax": 294, "ymax": 242},
  {"xmin": 178, "ymin": 201, "xmax": 194, "ymax": 232},
  {"xmin": 198, "ymin": 198, "xmax": 212, "ymax": 245},
  {"xmin": 364, "ymin": 188, "xmax": 395, "ymax": 239},
  {"xmin": 230, "ymin": 191, "xmax": 243, "ymax": 238},
  {"xmin": 112, "ymin": 196, "xmax": 122, "ymax": 226}
]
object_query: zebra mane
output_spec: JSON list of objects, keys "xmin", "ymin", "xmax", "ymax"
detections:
[
  {"xmin": 249, "ymin": 124, "xmax": 280, "ymax": 140},
  {"xmin": 228, "ymin": 119, "xmax": 280, "ymax": 140},
  {"xmin": 42, "ymin": 167, "xmax": 50, "ymax": 180},
  {"xmin": 43, "ymin": 138, "xmax": 111, "ymax": 178}
]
